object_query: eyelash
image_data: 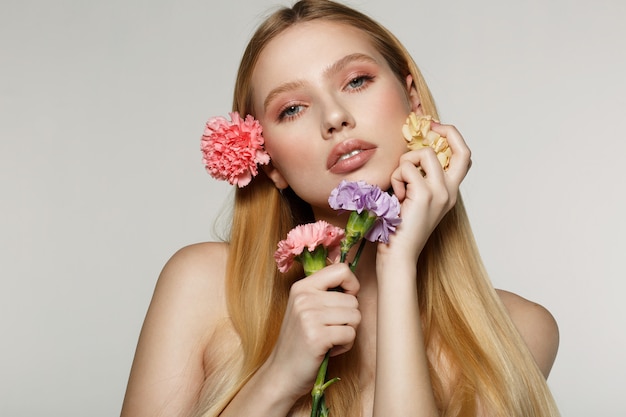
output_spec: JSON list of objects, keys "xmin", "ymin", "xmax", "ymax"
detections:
[
  {"xmin": 345, "ymin": 74, "xmax": 375, "ymax": 91},
  {"xmin": 277, "ymin": 103, "xmax": 305, "ymax": 122},
  {"xmin": 276, "ymin": 73, "xmax": 376, "ymax": 122}
]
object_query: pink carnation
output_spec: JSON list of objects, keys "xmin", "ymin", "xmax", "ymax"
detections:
[
  {"xmin": 201, "ymin": 112, "xmax": 270, "ymax": 187},
  {"xmin": 274, "ymin": 220, "xmax": 345, "ymax": 273}
]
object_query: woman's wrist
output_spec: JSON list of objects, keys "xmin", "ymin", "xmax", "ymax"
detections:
[
  {"xmin": 257, "ymin": 354, "xmax": 308, "ymax": 405},
  {"xmin": 375, "ymin": 257, "xmax": 419, "ymax": 292},
  {"xmin": 222, "ymin": 358, "xmax": 302, "ymax": 417},
  {"xmin": 376, "ymin": 245, "xmax": 420, "ymax": 274}
]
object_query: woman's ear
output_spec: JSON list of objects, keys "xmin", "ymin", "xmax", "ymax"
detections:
[
  {"xmin": 405, "ymin": 75, "xmax": 423, "ymax": 115},
  {"xmin": 262, "ymin": 162, "xmax": 289, "ymax": 190}
]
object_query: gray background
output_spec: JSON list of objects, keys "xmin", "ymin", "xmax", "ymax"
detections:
[{"xmin": 1, "ymin": 0, "xmax": 624, "ymax": 415}]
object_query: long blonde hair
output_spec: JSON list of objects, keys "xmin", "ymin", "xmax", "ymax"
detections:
[{"xmin": 194, "ymin": 1, "xmax": 560, "ymax": 416}]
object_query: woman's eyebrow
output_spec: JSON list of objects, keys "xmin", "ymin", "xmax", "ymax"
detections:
[
  {"xmin": 323, "ymin": 53, "xmax": 378, "ymax": 78},
  {"xmin": 263, "ymin": 53, "xmax": 378, "ymax": 112},
  {"xmin": 263, "ymin": 80, "xmax": 305, "ymax": 113}
]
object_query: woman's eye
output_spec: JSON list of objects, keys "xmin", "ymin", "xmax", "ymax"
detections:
[
  {"xmin": 346, "ymin": 75, "xmax": 373, "ymax": 90},
  {"xmin": 348, "ymin": 77, "xmax": 365, "ymax": 88},
  {"xmin": 278, "ymin": 104, "xmax": 304, "ymax": 121}
]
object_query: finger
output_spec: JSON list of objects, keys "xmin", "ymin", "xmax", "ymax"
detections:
[
  {"xmin": 430, "ymin": 122, "xmax": 472, "ymax": 183},
  {"xmin": 390, "ymin": 165, "xmax": 408, "ymax": 202},
  {"xmin": 327, "ymin": 325, "xmax": 357, "ymax": 357},
  {"xmin": 320, "ymin": 290, "xmax": 360, "ymax": 311},
  {"xmin": 398, "ymin": 148, "xmax": 446, "ymax": 185},
  {"xmin": 318, "ymin": 305, "xmax": 361, "ymax": 327},
  {"xmin": 305, "ymin": 263, "xmax": 360, "ymax": 296},
  {"xmin": 390, "ymin": 151, "xmax": 435, "ymax": 201}
]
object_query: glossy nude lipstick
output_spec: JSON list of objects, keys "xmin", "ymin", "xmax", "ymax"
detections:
[{"xmin": 327, "ymin": 139, "xmax": 376, "ymax": 175}]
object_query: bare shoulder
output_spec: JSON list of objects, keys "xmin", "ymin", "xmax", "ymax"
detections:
[
  {"xmin": 151, "ymin": 242, "xmax": 230, "ymax": 326},
  {"xmin": 158, "ymin": 242, "xmax": 229, "ymax": 301},
  {"xmin": 496, "ymin": 289, "xmax": 559, "ymax": 378},
  {"xmin": 121, "ymin": 242, "xmax": 231, "ymax": 417},
  {"xmin": 162, "ymin": 241, "xmax": 229, "ymax": 278}
]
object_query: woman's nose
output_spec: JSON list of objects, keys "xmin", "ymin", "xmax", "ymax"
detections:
[{"xmin": 321, "ymin": 97, "xmax": 355, "ymax": 139}]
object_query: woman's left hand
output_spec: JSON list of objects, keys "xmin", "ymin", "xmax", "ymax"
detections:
[{"xmin": 380, "ymin": 121, "xmax": 472, "ymax": 264}]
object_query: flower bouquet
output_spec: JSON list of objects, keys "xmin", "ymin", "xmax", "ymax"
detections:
[{"xmin": 274, "ymin": 180, "xmax": 401, "ymax": 417}]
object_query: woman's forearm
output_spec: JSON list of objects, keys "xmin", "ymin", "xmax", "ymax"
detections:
[
  {"xmin": 219, "ymin": 360, "xmax": 300, "ymax": 417},
  {"xmin": 373, "ymin": 260, "xmax": 439, "ymax": 417}
]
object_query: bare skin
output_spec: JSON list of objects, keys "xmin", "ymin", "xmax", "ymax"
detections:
[
  {"xmin": 120, "ymin": 241, "xmax": 559, "ymax": 417},
  {"xmin": 121, "ymin": 19, "xmax": 559, "ymax": 417}
]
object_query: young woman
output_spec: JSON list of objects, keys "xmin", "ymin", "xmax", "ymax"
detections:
[{"xmin": 121, "ymin": 1, "xmax": 560, "ymax": 416}]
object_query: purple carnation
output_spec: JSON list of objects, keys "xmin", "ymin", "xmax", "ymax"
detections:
[{"xmin": 329, "ymin": 180, "xmax": 401, "ymax": 243}]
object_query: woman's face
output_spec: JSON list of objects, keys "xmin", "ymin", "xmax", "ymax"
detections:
[{"xmin": 251, "ymin": 20, "xmax": 421, "ymax": 215}]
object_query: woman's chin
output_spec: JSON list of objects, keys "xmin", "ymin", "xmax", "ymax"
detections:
[{"xmin": 341, "ymin": 175, "xmax": 393, "ymax": 193}]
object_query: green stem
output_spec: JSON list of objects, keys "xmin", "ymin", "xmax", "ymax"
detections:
[
  {"xmin": 349, "ymin": 238, "xmax": 367, "ymax": 272},
  {"xmin": 312, "ymin": 233, "xmax": 369, "ymax": 416},
  {"xmin": 310, "ymin": 351, "xmax": 339, "ymax": 417}
]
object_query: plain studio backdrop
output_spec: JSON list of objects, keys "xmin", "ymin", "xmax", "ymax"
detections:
[{"xmin": 1, "ymin": 0, "xmax": 624, "ymax": 415}]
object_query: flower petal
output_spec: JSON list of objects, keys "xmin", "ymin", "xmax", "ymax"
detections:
[
  {"xmin": 201, "ymin": 112, "xmax": 270, "ymax": 187},
  {"xmin": 402, "ymin": 113, "xmax": 450, "ymax": 170},
  {"xmin": 274, "ymin": 220, "xmax": 345, "ymax": 273}
]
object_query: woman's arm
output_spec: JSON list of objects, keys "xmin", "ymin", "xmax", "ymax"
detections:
[
  {"xmin": 120, "ymin": 243, "xmax": 227, "ymax": 417},
  {"xmin": 373, "ymin": 122, "xmax": 471, "ymax": 416},
  {"xmin": 219, "ymin": 262, "xmax": 361, "ymax": 417},
  {"xmin": 122, "ymin": 241, "xmax": 361, "ymax": 417}
]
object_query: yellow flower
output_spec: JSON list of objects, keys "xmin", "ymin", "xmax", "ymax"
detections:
[{"xmin": 401, "ymin": 113, "xmax": 451, "ymax": 170}]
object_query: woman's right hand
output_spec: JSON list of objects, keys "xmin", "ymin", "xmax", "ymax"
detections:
[
  {"xmin": 382, "ymin": 121, "xmax": 472, "ymax": 265},
  {"xmin": 263, "ymin": 262, "xmax": 361, "ymax": 400}
]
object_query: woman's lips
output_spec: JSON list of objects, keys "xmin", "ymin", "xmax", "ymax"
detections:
[{"xmin": 327, "ymin": 139, "xmax": 377, "ymax": 174}]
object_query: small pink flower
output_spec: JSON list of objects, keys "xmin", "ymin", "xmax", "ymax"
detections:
[
  {"xmin": 201, "ymin": 112, "xmax": 270, "ymax": 187},
  {"xmin": 274, "ymin": 220, "xmax": 345, "ymax": 273}
]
